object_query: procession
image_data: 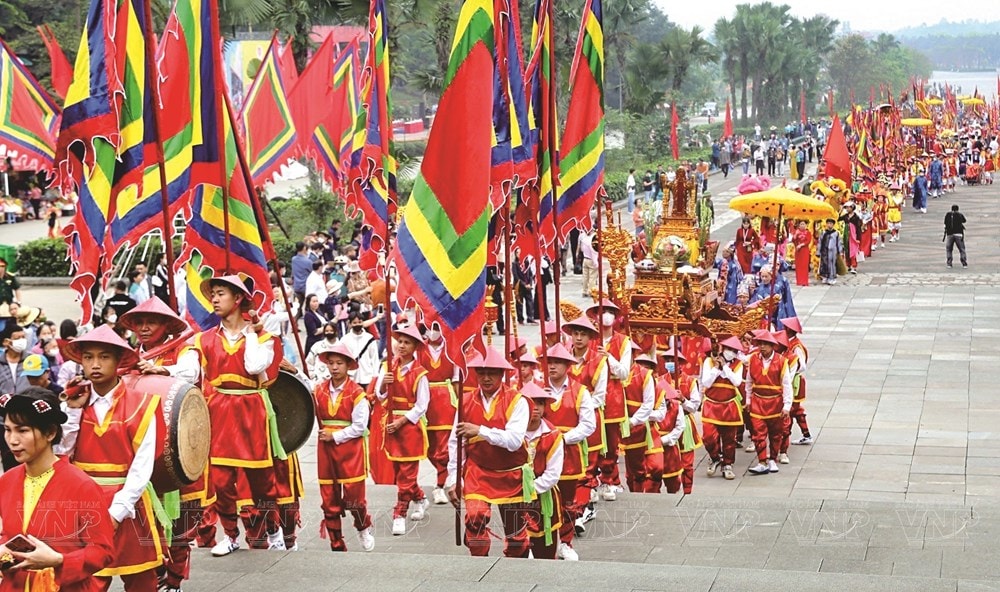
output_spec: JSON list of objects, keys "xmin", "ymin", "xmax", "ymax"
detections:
[{"xmin": 0, "ymin": 0, "xmax": 998, "ymax": 589}]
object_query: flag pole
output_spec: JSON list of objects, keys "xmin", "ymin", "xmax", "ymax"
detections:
[
  {"xmin": 208, "ymin": 0, "xmax": 235, "ymax": 273},
  {"xmin": 503, "ymin": 200, "xmax": 513, "ymax": 365},
  {"xmin": 140, "ymin": 0, "xmax": 178, "ymax": 312}
]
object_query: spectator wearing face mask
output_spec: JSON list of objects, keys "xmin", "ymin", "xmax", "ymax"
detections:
[
  {"xmin": 1, "ymin": 324, "xmax": 28, "ymax": 393},
  {"xmin": 339, "ymin": 312, "xmax": 380, "ymax": 389},
  {"xmin": 305, "ymin": 322, "xmax": 340, "ymax": 383}
]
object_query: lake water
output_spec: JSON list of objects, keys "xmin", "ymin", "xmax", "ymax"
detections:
[{"xmin": 928, "ymin": 70, "xmax": 997, "ymax": 100}]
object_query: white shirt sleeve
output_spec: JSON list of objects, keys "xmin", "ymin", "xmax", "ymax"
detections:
[
  {"xmin": 648, "ymin": 393, "xmax": 667, "ymax": 423},
  {"xmin": 699, "ymin": 358, "xmax": 722, "ymax": 390},
  {"xmin": 333, "ymin": 392, "xmax": 371, "ymax": 445},
  {"xmin": 446, "ymin": 415, "xmax": 459, "ymax": 488},
  {"xmin": 590, "ymin": 363, "xmax": 608, "ymax": 407},
  {"xmin": 605, "ymin": 337, "xmax": 631, "ymax": 380},
  {"xmin": 54, "ymin": 406, "xmax": 83, "ymax": 457},
  {"xmin": 686, "ymin": 380, "xmax": 702, "ymax": 410},
  {"xmin": 533, "ymin": 433, "xmax": 564, "ymax": 495},
  {"xmin": 563, "ymin": 390, "xmax": 596, "ymax": 445},
  {"xmin": 721, "ymin": 361, "xmax": 744, "ymax": 388},
  {"xmin": 242, "ymin": 329, "xmax": 275, "ymax": 377},
  {"xmin": 374, "ymin": 366, "xmax": 388, "ymax": 400},
  {"xmin": 477, "ymin": 396, "xmax": 529, "ymax": 451},
  {"xmin": 164, "ymin": 349, "xmax": 201, "ymax": 384},
  {"xmin": 404, "ymin": 374, "xmax": 430, "ymax": 424},
  {"xmin": 781, "ymin": 361, "xmax": 793, "ymax": 413},
  {"xmin": 629, "ymin": 372, "xmax": 655, "ymax": 426},
  {"xmin": 109, "ymin": 415, "xmax": 157, "ymax": 523}
]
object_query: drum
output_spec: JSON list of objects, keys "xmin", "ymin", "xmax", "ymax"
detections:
[
  {"xmin": 268, "ymin": 370, "xmax": 315, "ymax": 454},
  {"xmin": 121, "ymin": 374, "xmax": 211, "ymax": 492}
]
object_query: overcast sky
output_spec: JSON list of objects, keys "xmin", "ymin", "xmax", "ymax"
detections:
[{"xmin": 656, "ymin": 0, "xmax": 989, "ymax": 35}]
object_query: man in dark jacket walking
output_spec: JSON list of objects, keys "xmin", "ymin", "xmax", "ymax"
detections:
[{"xmin": 944, "ymin": 205, "xmax": 967, "ymax": 268}]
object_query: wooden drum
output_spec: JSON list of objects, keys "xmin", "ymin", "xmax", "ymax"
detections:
[
  {"xmin": 267, "ymin": 370, "xmax": 316, "ymax": 454},
  {"xmin": 121, "ymin": 374, "xmax": 211, "ymax": 492}
]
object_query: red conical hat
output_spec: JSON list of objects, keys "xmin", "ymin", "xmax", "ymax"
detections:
[
  {"xmin": 118, "ymin": 297, "xmax": 189, "ymax": 336},
  {"xmin": 718, "ymin": 336, "xmax": 744, "ymax": 352},
  {"xmin": 781, "ymin": 317, "xmax": 803, "ymax": 334},
  {"xmin": 468, "ymin": 347, "xmax": 514, "ymax": 371},
  {"xmin": 546, "ymin": 343, "xmax": 577, "ymax": 364},
  {"xmin": 753, "ymin": 331, "xmax": 779, "ymax": 346},
  {"xmin": 772, "ymin": 331, "xmax": 789, "ymax": 350},
  {"xmin": 62, "ymin": 325, "xmax": 140, "ymax": 369},
  {"xmin": 508, "ymin": 337, "xmax": 528, "ymax": 353}
]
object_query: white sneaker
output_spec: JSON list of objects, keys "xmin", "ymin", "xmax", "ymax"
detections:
[
  {"xmin": 286, "ymin": 543, "xmax": 299, "ymax": 551},
  {"xmin": 794, "ymin": 436, "xmax": 813, "ymax": 445},
  {"xmin": 747, "ymin": 462, "xmax": 770, "ymax": 475},
  {"xmin": 589, "ymin": 488, "xmax": 598, "ymax": 504},
  {"xmin": 706, "ymin": 460, "xmax": 720, "ymax": 477},
  {"xmin": 432, "ymin": 487, "xmax": 449, "ymax": 505},
  {"xmin": 410, "ymin": 498, "xmax": 430, "ymax": 521},
  {"xmin": 392, "ymin": 517, "xmax": 406, "ymax": 536},
  {"xmin": 600, "ymin": 484, "xmax": 617, "ymax": 501},
  {"xmin": 580, "ymin": 503, "xmax": 596, "ymax": 525},
  {"xmin": 358, "ymin": 526, "xmax": 375, "ymax": 551},
  {"xmin": 211, "ymin": 536, "xmax": 239, "ymax": 557},
  {"xmin": 768, "ymin": 459, "xmax": 780, "ymax": 473},
  {"xmin": 574, "ymin": 516, "xmax": 586, "ymax": 535},
  {"xmin": 778, "ymin": 452, "xmax": 790, "ymax": 464},
  {"xmin": 558, "ymin": 543, "xmax": 579, "ymax": 561},
  {"xmin": 745, "ymin": 441, "xmax": 756, "ymax": 453},
  {"xmin": 266, "ymin": 529, "xmax": 286, "ymax": 551},
  {"xmin": 722, "ymin": 465, "xmax": 736, "ymax": 480}
]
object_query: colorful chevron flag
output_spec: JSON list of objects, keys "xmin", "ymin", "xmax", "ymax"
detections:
[
  {"xmin": 556, "ymin": 0, "xmax": 604, "ymax": 240},
  {"xmin": 312, "ymin": 38, "xmax": 361, "ymax": 188},
  {"xmin": 394, "ymin": 0, "xmax": 495, "ymax": 367},
  {"xmin": 288, "ymin": 33, "xmax": 333, "ymax": 160},
  {"xmin": 346, "ymin": 0, "xmax": 397, "ymax": 236},
  {"xmin": 489, "ymin": 0, "xmax": 530, "ymax": 206},
  {"xmin": 0, "ymin": 40, "xmax": 60, "ymax": 173},
  {"xmin": 238, "ymin": 33, "xmax": 297, "ymax": 184}
]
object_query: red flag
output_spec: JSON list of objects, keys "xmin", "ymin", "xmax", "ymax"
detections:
[
  {"xmin": 278, "ymin": 39, "xmax": 298, "ymax": 86},
  {"xmin": 800, "ymin": 88, "xmax": 807, "ymax": 124},
  {"xmin": 288, "ymin": 34, "xmax": 335, "ymax": 157},
  {"xmin": 723, "ymin": 100, "xmax": 733, "ymax": 137},
  {"xmin": 238, "ymin": 34, "xmax": 297, "ymax": 184},
  {"xmin": 37, "ymin": 25, "xmax": 72, "ymax": 100},
  {"xmin": 670, "ymin": 103, "xmax": 679, "ymax": 160},
  {"xmin": 822, "ymin": 114, "xmax": 850, "ymax": 185}
]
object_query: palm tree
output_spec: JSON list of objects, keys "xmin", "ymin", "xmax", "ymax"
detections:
[{"xmin": 660, "ymin": 25, "xmax": 718, "ymax": 92}]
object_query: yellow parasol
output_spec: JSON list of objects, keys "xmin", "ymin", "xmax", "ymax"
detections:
[
  {"xmin": 900, "ymin": 117, "xmax": 933, "ymax": 127},
  {"xmin": 962, "ymin": 97, "xmax": 985, "ymax": 106},
  {"xmin": 729, "ymin": 187, "xmax": 838, "ymax": 221},
  {"xmin": 926, "ymin": 98, "xmax": 944, "ymax": 106}
]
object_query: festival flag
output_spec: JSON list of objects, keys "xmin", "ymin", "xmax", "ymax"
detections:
[
  {"xmin": 669, "ymin": 102, "xmax": 679, "ymax": 160},
  {"xmin": 288, "ymin": 34, "xmax": 334, "ymax": 158},
  {"xmin": 822, "ymin": 114, "xmax": 851, "ymax": 185},
  {"xmin": 37, "ymin": 25, "xmax": 73, "ymax": 101},
  {"xmin": 555, "ymin": 0, "xmax": 604, "ymax": 240},
  {"xmin": 394, "ymin": 0, "xmax": 495, "ymax": 366},
  {"xmin": 723, "ymin": 99, "xmax": 733, "ymax": 137},
  {"xmin": 490, "ymin": 0, "xmax": 531, "ymax": 205},
  {"xmin": 278, "ymin": 39, "xmax": 298, "ymax": 87},
  {"xmin": 345, "ymin": 0, "xmax": 397, "ymax": 237},
  {"xmin": 312, "ymin": 38, "xmax": 360, "ymax": 187},
  {"xmin": 0, "ymin": 40, "xmax": 60, "ymax": 172},
  {"xmin": 238, "ymin": 33, "xmax": 297, "ymax": 184},
  {"xmin": 800, "ymin": 87, "xmax": 807, "ymax": 125},
  {"xmin": 517, "ymin": 0, "xmax": 558, "ymax": 258}
]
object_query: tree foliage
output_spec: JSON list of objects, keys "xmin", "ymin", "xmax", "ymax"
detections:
[{"xmin": 827, "ymin": 34, "xmax": 933, "ymax": 109}]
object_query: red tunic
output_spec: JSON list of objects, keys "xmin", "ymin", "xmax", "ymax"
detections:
[
  {"xmin": 735, "ymin": 226, "xmax": 760, "ymax": 274},
  {"xmin": 149, "ymin": 345, "xmax": 214, "ymax": 506},
  {"xmin": 700, "ymin": 360, "xmax": 744, "ymax": 426},
  {"xmin": 193, "ymin": 329, "xmax": 282, "ymax": 468},
  {"xmin": 568, "ymin": 350, "xmax": 607, "ymax": 453},
  {"xmin": 0, "ymin": 460, "xmax": 115, "ymax": 592},
  {"xmin": 462, "ymin": 387, "xmax": 530, "ymax": 504},
  {"xmin": 594, "ymin": 332, "xmax": 630, "ymax": 423},
  {"xmin": 657, "ymin": 398, "xmax": 683, "ymax": 479},
  {"xmin": 747, "ymin": 352, "xmax": 787, "ymax": 419},
  {"xmin": 544, "ymin": 379, "xmax": 588, "ymax": 480},
  {"xmin": 675, "ymin": 374, "xmax": 702, "ymax": 452},
  {"xmin": 621, "ymin": 365, "xmax": 652, "ymax": 450},
  {"xmin": 793, "ymin": 228, "xmax": 812, "ymax": 287},
  {"xmin": 787, "ymin": 337, "xmax": 808, "ymax": 402},
  {"xmin": 383, "ymin": 361, "xmax": 429, "ymax": 462},
  {"xmin": 72, "ymin": 380, "xmax": 166, "ymax": 576},
  {"xmin": 526, "ymin": 422, "xmax": 563, "ymax": 539},
  {"xmin": 418, "ymin": 347, "xmax": 457, "ymax": 430},
  {"xmin": 315, "ymin": 378, "xmax": 369, "ymax": 484}
]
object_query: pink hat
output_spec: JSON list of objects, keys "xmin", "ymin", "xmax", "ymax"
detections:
[
  {"xmin": 62, "ymin": 325, "xmax": 140, "ymax": 369},
  {"xmin": 508, "ymin": 336, "xmax": 528, "ymax": 354},
  {"xmin": 200, "ymin": 274, "xmax": 257, "ymax": 310},
  {"xmin": 772, "ymin": 331, "xmax": 789, "ymax": 350},
  {"xmin": 657, "ymin": 347, "xmax": 687, "ymax": 362},
  {"xmin": 781, "ymin": 317, "xmax": 803, "ymax": 334},
  {"xmin": 118, "ymin": 297, "xmax": 189, "ymax": 337},
  {"xmin": 586, "ymin": 298, "xmax": 620, "ymax": 317},
  {"xmin": 546, "ymin": 343, "xmax": 577, "ymax": 365},
  {"xmin": 520, "ymin": 382, "xmax": 556, "ymax": 400},
  {"xmin": 393, "ymin": 324, "xmax": 425, "ymax": 347},
  {"xmin": 543, "ymin": 320, "xmax": 560, "ymax": 335},
  {"xmin": 518, "ymin": 352, "xmax": 539, "ymax": 366},
  {"xmin": 634, "ymin": 354, "xmax": 656, "ymax": 368},
  {"xmin": 318, "ymin": 343, "xmax": 359, "ymax": 370},
  {"xmin": 718, "ymin": 336, "xmax": 744, "ymax": 352},
  {"xmin": 752, "ymin": 331, "xmax": 779, "ymax": 346},
  {"xmin": 561, "ymin": 316, "xmax": 598, "ymax": 336},
  {"xmin": 468, "ymin": 347, "xmax": 515, "ymax": 371}
]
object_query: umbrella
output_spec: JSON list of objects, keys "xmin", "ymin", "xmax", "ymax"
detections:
[
  {"xmin": 926, "ymin": 98, "xmax": 944, "ymax": 106},
  {"xmin": 900, "ymin": 117, "xmax": 933, "ymax": 127},
  {"xmin": 962, "ymin": 97, "xmax": 985, "ymax": 106},
  {"xmin": 729, "ymin": 187, "xmax": 838, "ymax": 221}
]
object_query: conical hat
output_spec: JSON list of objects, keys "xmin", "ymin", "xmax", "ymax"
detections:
[
  {"xmin": 118, "ymin": 297, "xmax": 189, "ymax": 336},
  {"xmin": 61, "ymin": 325, "xmax": 139, "ymax": 369}
]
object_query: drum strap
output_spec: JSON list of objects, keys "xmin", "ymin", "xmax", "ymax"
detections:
[
  {"xmin": 90, "ymin": 477, "xmax": 175, "ymax": 545},
  {"xmin": 216, "ymin": 387, "xmax": 287, "ymax": 461}
]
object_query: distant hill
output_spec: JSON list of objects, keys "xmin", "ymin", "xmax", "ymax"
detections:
[
  {"xmin": 894, "ymin": 19, "xmax": 1000, "ymax": 39},
  {"xmin": 901, "ymin": 33, "xmax": 1000, "ymax": 71}
]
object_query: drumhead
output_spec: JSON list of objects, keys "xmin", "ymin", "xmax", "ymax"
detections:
[
  {"xmin": 175, "ymin": 384, "xmax": 211, "ymax": 482},
  {"xmin": 270, "ymin": 370, "xmax": 316, "ymax": 454}
]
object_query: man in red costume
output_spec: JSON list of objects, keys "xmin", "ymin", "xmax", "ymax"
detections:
[
  {"xmin": 619, "ymin": 350, "xmax": 655, "ymax": 493},
  {"xmin": 445, "ymin": 348, "xmax": 530, "ymax": 557},
  {"xmin": 418, "ymin": 323, "xmax": 459, "ymax": 505},
  {"xmin": 521, "ymin": 382, "xmax": 565, "ymax": 560},
  {"xmin": 374, "ymin": 324, "xmax": 430, "ymax": 536},
  {"xmin": 542, "ymin": 343, "xmax": 596, "ymax": 560},
  {"xmin": 745, "ymin": 332, "xmax": 792, "ymax": 476},
  {"xmin": 58, "ymin": 326, "xmax": 166, "ymax": 590},
  {"xmin": 118, "ymin": 299, "xmax": 212, "ymax": 591},
  {"xmin": 586, "ymin": 299, "xmax": 633, "ymax": 501},
  {"xmin": 659, "ymin": 346, "xmax": 702, "ymax": 494},
  {"xmin": 191, "ymin": 275, "xmax": 284, "ymax": 557},
  {"xmin": 781, "ymin": 317, "xmax": 812, "ymax": 451},
  {"xmin": 314, "ymin": 344, "xmax": 375, "ymax": 552},
  {"xmin": 699, "ymin": 336, "xmax": 745, "ymax": 481}
]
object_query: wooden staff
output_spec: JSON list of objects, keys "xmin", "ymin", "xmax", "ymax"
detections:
[
  {"xmin": 208, "ymin": 1, "xmax": 234, "ymax": 273},
  {"xmin": 503, "ymin": 200, "xmax": 513, "ymax": 367},
  {"xmin": 454, "ymin": 375, "xmax": 464, "ymax": 546}
]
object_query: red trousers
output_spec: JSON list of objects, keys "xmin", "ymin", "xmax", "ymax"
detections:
[
  {"xmin": 196, "ymin": 505, "xmax": 217, "ymax": 547},
  {"xmin": 464, "ymin": 500, "xmax": 529, "ymax": 558},
  {"xmin": 598, "ymin": 422, "xmax": 624, "ymax": 486},
  {"xmin": 427, "ymin": 430, "xmax": 450, "ymax": 488},
  {"xmin": 575, "ymin": 450, "xmax": 601, "ymax": 508},
  {"xmin": 623, "ymin": 448, "xmax": 653, "ymax": 492},
  {"xmin": 680, "ymin": 449, "xmax": 695, "ymax": 494},
  {"xmin": 163, "ymin": 500, "xmax": 205, "ymax": 588},
  {"xmin": 97, "ymin": 570, "xmax": 158, "ymax": 592},
  {"xmin": 702, "ymin": 424, "xmax": 738, "ymax": 466},
  {"xmin": 751, "ymin": 415, "xmax": 784, "ymax": 462},
  {"xmin": 321, "ymin": 481, "xmax": 372, "ymax": 551},
  {"xmin": 780, "ymin": 404, "xmax": 809, "ymax": 453},
  {"xmin": 642, "ymin": 451, "xmax": 665, "ymax": 493},
  {"xmin": 211, "ymin": 464, "xmax": 278, "ymax": 539},
  {"xmin": 558, "ymin": 479, "xmax": 580, "ymax": 545},
  {"xmin": 392, "ymin": 461, "xmax": 425, "ymax": 518}
]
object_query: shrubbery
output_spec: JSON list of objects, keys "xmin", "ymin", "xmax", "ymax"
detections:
[{"xmin": 16, "ymin": 238, "xmax": 70, "ymax": 277}]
